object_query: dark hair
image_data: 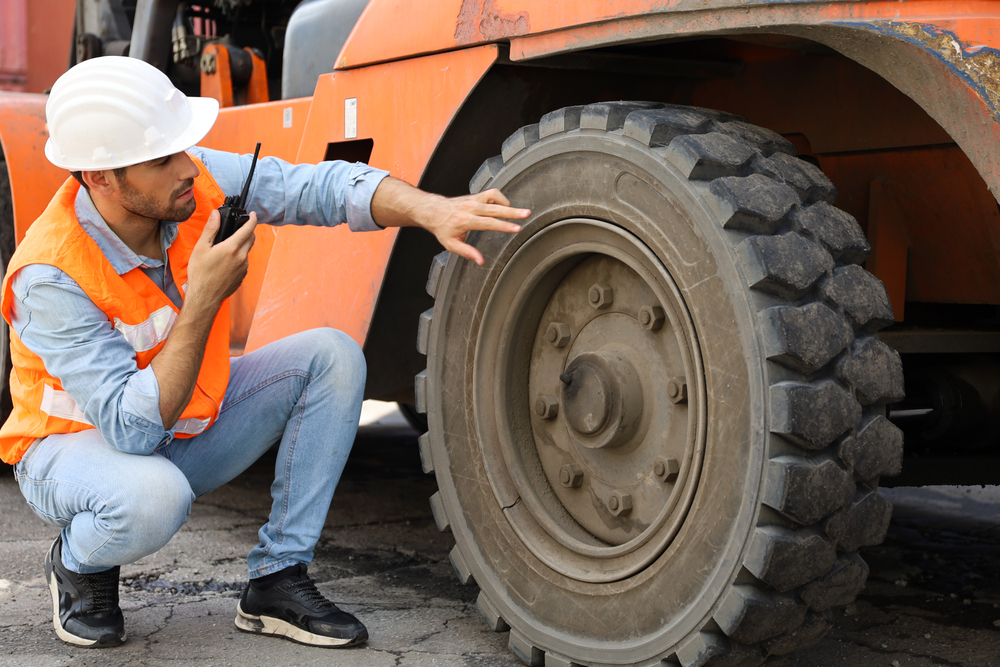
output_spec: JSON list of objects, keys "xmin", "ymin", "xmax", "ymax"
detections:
[{"xmin": 70, "ymin": 167, "xmax": 129, "ymax": 191}]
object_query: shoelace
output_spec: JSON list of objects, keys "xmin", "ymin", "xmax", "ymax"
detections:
[
  {"xmin": 80, "ymin": 572, "xmax": 118, "ymax": 614},
  {"xmin": 285, "ymin": 578, "xmax": 338, "ymax": 611}
]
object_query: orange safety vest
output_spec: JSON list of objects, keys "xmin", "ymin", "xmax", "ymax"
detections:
[{"xmin": 0, "ymin": 155, "xmax": 230, "ymax": 464}]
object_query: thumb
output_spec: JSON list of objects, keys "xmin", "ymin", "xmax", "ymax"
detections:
[{"xmin": 199, "ymin": 210, "xmax": 221, "ymax": 245}]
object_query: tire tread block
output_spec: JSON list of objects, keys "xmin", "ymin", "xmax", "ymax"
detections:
[
  {"xmin": 414, "ymin": 369, "xmax": 428, "ymax": 414},
  {"xmin": 665, "ymin": 132, "xmax": 757, "ymax": 180},
  {"xmin": 509, "ymin": 630, "xmax": 545, "ymax": 667},
  {"xmin": 426, "ymin": 251, "xmax": 449, "ymax": 299},
  {"xmin": 791, "ymin": 202, "xmax": 871, "ymax": 265},
  {"xmin": 448, "ymin": 545, "xmax": 474, "ymax": 585},
  {"xmin": 539, "ymin": 106, "xmax": 584, "ymax": 139},
  {"xmin": 770, "ymin": 380, "xmax": 862, "ymax": 450},
  {"xmin": 417, "ymin": 308, "xmax": 434, "ymax": 355},
  {"xmin": 762, "ymin": 302, "xmax": 853, "ymax": 374},
  {"xmin": 676, "ymin": 632, "xmax": 766, "ymax": 667},
  {"xmin": 818, "ymin": 265, "xmax": 895, "ymax": 332},
  {"xmin": 623, "ymin": 106, "xmax": 721, "ymax": 147},
  {"xmin": 470, "ymin": 155, "xmax": 506, "ymax": 194},
  {"xmin": 580, "ymin": 101, "xmax": 664, "ymax": 131},
  {"xmin": 714, "ymin": 586, "xmax": 806, "ymax": 645},
  {"xmin": 763, "ymin": 457, "xmax": 855, "ymax": 525},
  {"xmin": 762, "ymin": 611, "xmax": 833, "ymax": 656},
  {"xmin": 824, "ymin": 488, "xmax": 893, "ymax": 552},
  {"xmin": 417, "ymin": 432, "xmax": 434, "ymax": 474},
  {"xmin": 744, "ymin": 526, "xmax": 837, "ymax": 592},
  {"xmin": 707, "ymin": 174, "xmax": 800, "ymax": 235},
  {"xmin": 477, "ymin": 591, "xmax": 510, "ymax": 632},
  {"xmin": 502, "ymin": 124, "xmax": 541, "ymax": 162},
  {"xmin": 715, "ymin": 120, "xmax": 795, "ymax": 157},
  {"xmin": 799, "ymin": 553, "xmax": 870, "ymax": 611},
  {"xmin": 836, "ymin": 337, "xmax": 905, "ymax": 406},
  {"xmin": 755, "ymin": 152, "xmax": 836, "ymax": 205},
  {"xmin": 429, "ymin": 491, "xmax": 451, "ymax": 533},
  {"xmin": 739, "ymin": 233, "xmax": 834, "ymax": 300},
  {"xmin": 837, "ymin": 414, "xmax": 904, "ymax": 480},
  {"xmin": 543, "ymin": 652, "xmax": 581, "ymax": 667}
]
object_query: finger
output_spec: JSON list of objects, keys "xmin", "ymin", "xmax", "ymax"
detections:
[
  {"xmin": 232, "ymin": 211, "xmax": 259, "ymax": 245},
  {"xmin": 443, "ymin": 238, "xmax": 485, "ymax": 266},
  {"xmin": 468, "ymin": 202, "xmax": 531, "ymax": 221},
  {"xmin": 465, "ymin": 217, "xmax": 523, "ymax": 234},
  {"xmin": 199, "ymin": 210, "xmax": 221, "ymax": 245},
  {"xmin": 477, "ymin": 188, "xmax": 512, "ymax": 207}
]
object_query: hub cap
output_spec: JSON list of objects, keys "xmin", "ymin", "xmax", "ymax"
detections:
[{"xmin": 474, "ymin": 219, "xmax": 705, "ymax": 582}]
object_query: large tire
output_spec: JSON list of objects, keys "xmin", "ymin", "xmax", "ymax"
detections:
[{"xmin": 416, "ymin": 102, "xmax": 904, "ymax": 667}]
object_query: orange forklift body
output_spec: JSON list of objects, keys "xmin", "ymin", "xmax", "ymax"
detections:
[{"xmin": 1, "ymin": 0, "xmax": 999, "ymax": 363}]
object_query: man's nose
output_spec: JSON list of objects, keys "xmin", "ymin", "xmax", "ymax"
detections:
[{"xmin": 177, "ymin": 152, "xmax": 199, "ymax": 180}]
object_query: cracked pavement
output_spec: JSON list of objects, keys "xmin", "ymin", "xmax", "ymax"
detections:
[{"xmin": 1, "ymin": 404, "xmax": 1000, "ymax": 666}]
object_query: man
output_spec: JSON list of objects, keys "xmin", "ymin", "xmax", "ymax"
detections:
[{"xmin": 1, "ymin": 56, "xmax": 527, "ymax": 649}]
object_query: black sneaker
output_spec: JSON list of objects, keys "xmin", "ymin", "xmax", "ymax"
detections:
[
  {"xmin": 235, "ymin": 564, "xmax": 367, "ymax": 647},
  {"xmin": 44, "ymin": 535, "xmax": 126, "ymax": 647}
]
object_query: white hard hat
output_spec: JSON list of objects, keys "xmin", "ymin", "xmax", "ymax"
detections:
[{"xmin": 44, "ymin": 56, "xmax": 220, "ymax": 171}]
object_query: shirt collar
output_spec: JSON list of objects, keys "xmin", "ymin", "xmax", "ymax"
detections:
[{"xmin": 74, "ymin": 187, "xmax": 179, "ymax": 275}]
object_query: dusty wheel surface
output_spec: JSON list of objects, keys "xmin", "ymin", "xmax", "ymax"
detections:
[{"xmin": 416, "ymin": 102, "xmax": 905, "ymax": 667}]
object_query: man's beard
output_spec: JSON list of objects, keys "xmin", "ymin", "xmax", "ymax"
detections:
[{"xmin": 118, "ymin": 178, "xmax": 197, "ymax": 223}]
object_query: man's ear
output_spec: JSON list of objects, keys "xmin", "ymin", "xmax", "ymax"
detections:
[{"xmin": 82, "ymin": 170, "xmax": 116, "ymax": 197}]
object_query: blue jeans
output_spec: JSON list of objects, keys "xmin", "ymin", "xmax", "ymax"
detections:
[{"xmin": 12, "ymin": 328, "xmax": 366, "ymax": 577}]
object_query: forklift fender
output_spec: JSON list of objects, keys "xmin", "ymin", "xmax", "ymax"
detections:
[{"xmin": 0, "ymin": 93, "xmax": 68, "ymax": 245}]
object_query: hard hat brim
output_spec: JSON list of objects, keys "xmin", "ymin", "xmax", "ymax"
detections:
[{"xmin": 45, "ymin": 96, "xmax": 221, "ymax": 172}]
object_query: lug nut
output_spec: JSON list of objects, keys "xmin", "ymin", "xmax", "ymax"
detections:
[
  {"xmin": 559, "ymin": 464, "xmax": 584, "ymax": 488},
  {"xmin": 667, "ymin": 377, "xmax": 688, "ymax": 404},
  {"xmin": 653, "ymin": 456, "xmax": 680, "ymax": 483},
  {"xmin": 588, "ymin": 283, "xmax": 613, "ymax": 310},
  {"xmin": 638, "ymin": 305, "xmax": 665, "ymax": 331},
  {"xmin": 545, "ymin": 322, "xmax": 571, "ymax": 348},
  {"xmin": 608, "ymin": 490, "xmax": 632, "ymax": 516},
  {"xmin": 535, "ymin": 395, "xmax": 559, "ymax": 419}
]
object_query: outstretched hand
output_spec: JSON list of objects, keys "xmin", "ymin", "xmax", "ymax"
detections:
[
  {"xmin": 420, "ymin": 188, "xmax": 529, "ymax": 265},
  {"xmin": 370, "ymin": 177, "xmax": 530, "ymax": 265}
]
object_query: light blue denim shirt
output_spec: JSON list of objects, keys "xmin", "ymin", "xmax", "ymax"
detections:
[{"xmin": 9, "ymin": 147, "xmax": 389, "ymax": 455}]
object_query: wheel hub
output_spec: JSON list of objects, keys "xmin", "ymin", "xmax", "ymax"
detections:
[
  {"xmin": 560, "ymin": 351, "xmax": 643, "ymax": 447},
  {"xmin": 476, "ymin": 218, "xmax": 705, "ymax": 581}
]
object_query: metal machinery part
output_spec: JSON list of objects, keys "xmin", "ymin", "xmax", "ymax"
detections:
[
  {"xmin": 893, "ymin": 357, "xmax": 1000, "ymax": 452},
  {"xmin": 130, "ymin": 0, "xmax": 176, "ymax": 70},
  {"xmin": 486, "ymin": 220, "xmax": 702, "ymax": 581},
  {"xmin": 281, "ymin": 0, "xmax": 371, "ymax": 99},
  {"xmin": 418, "ymin": 101, "xmax": 905, "ymax": 666}
]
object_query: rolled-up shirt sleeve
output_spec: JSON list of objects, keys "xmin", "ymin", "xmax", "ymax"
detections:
[
  {"xmin": 190, "ymin": 146, "xmax": 389, "ymax": 232},
  {"xmin": 10, "ymin": 265, "xmax": 174, "ymax": 455}
]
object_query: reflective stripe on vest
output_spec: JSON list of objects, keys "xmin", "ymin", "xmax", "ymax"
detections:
[
  {"xmin": 114, "ymin": 305, "xmax": 177, "ymax": 352},
  {"xmin": 40, "ymin": 386, "xmax": 92, "ymax": 426},
  {"xmin": 175, "ymin": 416, "xmax": 211, "ymax": 436},
  {"xmin": 39, "ymin": 385, "xmax": 210, "ymax": 436}
]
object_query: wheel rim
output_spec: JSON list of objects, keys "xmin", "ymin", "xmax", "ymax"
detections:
[{"xmin": 474, "ymin": 218, "xmax": 706, "ymax": 583}]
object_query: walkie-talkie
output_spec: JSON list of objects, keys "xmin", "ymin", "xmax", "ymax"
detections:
[{"xmin": 214, "ymin": 142, "xmax": 261, "ymax": 244}]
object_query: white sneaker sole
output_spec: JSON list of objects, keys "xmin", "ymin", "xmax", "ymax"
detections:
[
  {"xmin": 48, "ymin": 572, "xmax": 95, "ymax": 647},
  {"xmin": 234, "ymin": 603, "xmax": 359, "ymax": 647}
]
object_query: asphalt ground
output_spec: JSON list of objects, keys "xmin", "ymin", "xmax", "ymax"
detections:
[{"xmin": 1, "ymin": 402, "xmax": 999, "ymax": 667}]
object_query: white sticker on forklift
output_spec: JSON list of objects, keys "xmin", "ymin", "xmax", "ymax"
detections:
[
  {"xmin": 283, "ymin": 107, "xmax": 293, "ymax": 128},
  {"xmin": 345, "ymin": 98, "xmax": 358, "ymax": 139}
]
